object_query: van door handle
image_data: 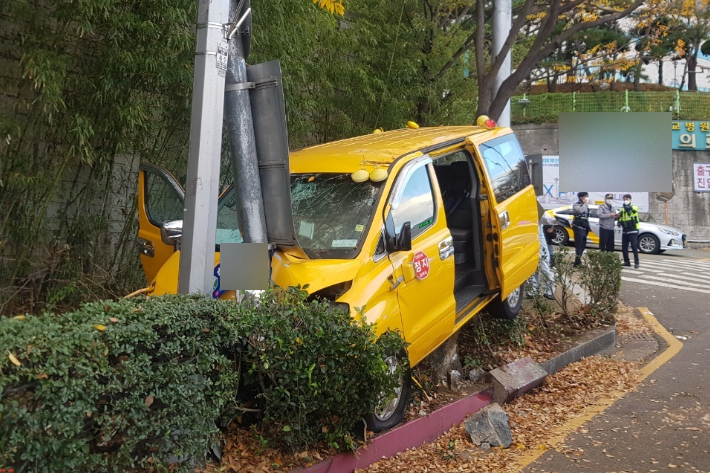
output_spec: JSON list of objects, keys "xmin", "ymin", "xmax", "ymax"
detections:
[
  {"xmin": 439, "ymin": 236, "xmax": 454, "ymax": 260},
  {"xmin": 388, "ymin": 274, "xmax": 404, "ymax": 291},
  {"xmin": 499, "ymin": 210, "xmax": 510, "ymax": 230},
  {"xmin": 137, "ymin": 237, "xmax": 154, "ymax": 257}
]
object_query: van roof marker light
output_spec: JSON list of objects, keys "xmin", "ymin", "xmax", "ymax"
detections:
[
  {"xmin": 370, "ymin": 167, "xmax": 388, "ymax": 182},
  {"xmin": 406, "ymin": 121, "xmax": 419, "ymax": 129},
  {"xmin": 476, "ymin": 115, "xmax": 497, "ymax": 128},
  {"xmin": 351, "ymin": 169, "xmax": 370, "ymax": 183}
]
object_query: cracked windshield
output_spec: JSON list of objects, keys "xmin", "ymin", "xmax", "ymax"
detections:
[{"xmin": 291, "ymin": 174, "xmax": 381, "ymax": 259}]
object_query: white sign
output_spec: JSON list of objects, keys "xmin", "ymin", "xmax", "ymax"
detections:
[
  {"xmin": 216, "ymin": 40, "xmax": 229, "ymax": 77},
  {"xmin": 693, "ymin": 163, "xmax": 710, "ymax": 192},
  {"xmin": 536, "ymin": 155, "xmax": 649, "ymax": 212}
]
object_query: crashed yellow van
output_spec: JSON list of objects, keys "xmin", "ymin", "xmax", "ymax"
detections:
[{"xmin": 136, "ymin": 124, "xmax": 540, "ymax": 431}]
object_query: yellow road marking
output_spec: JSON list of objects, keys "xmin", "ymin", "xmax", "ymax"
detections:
[{"xmin": 513, "ymin": 307, "xmax": 683, "ymax": 470}]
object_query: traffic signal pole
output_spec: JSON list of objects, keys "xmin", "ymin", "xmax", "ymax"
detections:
[
  {"xmin": 492, "ymin": 0, "xmax": 512, "ymax": 127},
  {"xmin": 224, "ymin": 0, "xmax": 268, "ymax": 245},
  {"xmin": 178, "ymin": 0, "xmax": 231, "ymax": 295}
]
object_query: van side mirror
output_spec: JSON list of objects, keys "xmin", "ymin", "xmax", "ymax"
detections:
[
  {"xmin": 161, "ymin": 219, "xmax": 183, "ymax": 249},
  {"xmin": 526, "ymin": 154, "xmax": 543, "ymax": 197},
  {"xmin": 397, "ymin": 222, "xmax": 412, "ymax": 252},
  {"xmin": 384, "ymin": 212, "xmax": 412, "ymax": 253}
]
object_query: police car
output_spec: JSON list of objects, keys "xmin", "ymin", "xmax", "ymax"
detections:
[{"xmin": 546, "ymin": 205, "xmax": 687, "ymax": 254}]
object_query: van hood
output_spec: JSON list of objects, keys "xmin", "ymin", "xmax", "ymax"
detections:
[{"xmin": 270, "ymin": 251, "xmax": 363, "ymax": 294}]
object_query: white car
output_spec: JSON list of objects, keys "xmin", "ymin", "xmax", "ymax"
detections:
[{"xmin": 547, "ymin": 205, "xmax": 687, "ymax": 254}]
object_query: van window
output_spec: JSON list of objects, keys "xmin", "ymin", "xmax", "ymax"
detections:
[
  {"xmin": 145, "ymin": 172, "xmax": 184, "ymax": 227},
  {"xmin": 479, "ymin": 134, "xmax": 531, "ymax": 204},
  {"xmin": 291, "ymin": 174, "xmax": 381, "ymax": 259},
  {"xmin": 392, "ymin": 165, "xmax": 435, "ymax": 239}
]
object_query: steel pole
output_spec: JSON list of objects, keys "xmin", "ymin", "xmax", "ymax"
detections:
[
  {"xmin": 178, "ymin": 0, "xmax": 231, "ymax": 295},
  {"xmin": 224, "ymin": 1, "xmax": 268, "ymax": 244},
  {"xmin": 492, "ymin": 0, "xmax": 512, "ymax": 126}
]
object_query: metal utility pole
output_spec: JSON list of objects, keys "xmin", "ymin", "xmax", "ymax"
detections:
[
  {"xmin": 179, "ymin": 0, "xmax": 231, "ymax": 295},
  {"xmin": 224, "ymin": 0, "xmax": 268, "ymax": 244},
  {"xmin": 493, "ymin": 0, "xmax": 512, "ymax": 127}
]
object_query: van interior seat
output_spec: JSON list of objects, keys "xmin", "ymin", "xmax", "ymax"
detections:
[{"xmin": 435, "ymin": 162, "xmax": 474, "ymax": 265}]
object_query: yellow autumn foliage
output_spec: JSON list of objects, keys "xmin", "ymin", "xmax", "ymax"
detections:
[{"xmin": 313, "ymin": 0, "xmax": 345, "ymax": 15}]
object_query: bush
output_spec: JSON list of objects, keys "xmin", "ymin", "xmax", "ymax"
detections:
[
  {"xmin": 578, "ymin": 250, "xmax": 622, "ymax": 321},
  {"xmin": 239, "ymin": 287, "xmax": 405, "ymax": 451},
  {"xmin": 0, "ymin": 288, "xmax": 405, "ymax": 471}
]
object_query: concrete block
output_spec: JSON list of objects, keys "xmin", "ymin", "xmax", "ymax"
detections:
[
  {"xmin": 540, "ymin": 325, "xmax": 615, "ymax": 376},
  {"xmin": 464, "ymin": 403, "xmax": 513, "ymax": 448},
  {"xmin": 489, "ymin": 357, "xmax": 548, "ymax": 404}
]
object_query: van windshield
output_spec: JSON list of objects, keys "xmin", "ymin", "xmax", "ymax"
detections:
[
  {"xmin": 215, "ymin": 174, "xmax": 382, "ymax": 259},
  {"xmin": 291, "ymin": 174, "xmax": 382, "ymax": 259}
]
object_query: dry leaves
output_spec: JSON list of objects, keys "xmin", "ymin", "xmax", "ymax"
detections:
[
  {"xmin": 359, "ymin": 356, "xmax": 641, "ymax": 473},
  {"xmin": 615, "ymin": 303, "xmax": 652, "ymax": 335},
  {"xmin": 198, "ymin": 426, "xmax": 336, "ymax": 473}
]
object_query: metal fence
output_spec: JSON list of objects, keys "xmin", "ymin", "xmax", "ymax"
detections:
[{"xmin": 511, "ymin": 91, "xmax": 710, "ymax": 123}]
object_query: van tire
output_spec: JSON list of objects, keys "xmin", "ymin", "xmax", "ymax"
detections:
[
  {"xmin": 364, "ymin": 350, "xmax": 412, "ymax": 433},
  {"xmin": 488, "ymin": 283, "xmax": 524, "ymax": 320}
]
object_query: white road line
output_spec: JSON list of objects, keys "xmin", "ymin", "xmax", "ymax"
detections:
[
  {"xmin": 640, "ymin": 261, "xmax": 710, "ymax": 272},
  {"xmin": 679, "ymin": 272, "xmax": 710, "ymax": 282},
  {"xmin": 621, "ymin": 277, "xmax": 710, "ymax": 294},
  {"xmin": 635, "ymin": 273, "xmax": 710, "ymax": 288},
  {"xmin": 659, "ymin": 259, "xmax": 710, "ymax": 269}
]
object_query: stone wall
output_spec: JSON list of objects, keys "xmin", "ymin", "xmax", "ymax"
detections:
[{"xmin": 512, "ymin": 123, "xmax": 710, "ymax": 246}]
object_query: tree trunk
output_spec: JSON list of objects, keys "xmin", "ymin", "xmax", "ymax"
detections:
[
  {"xmin": 688, "ymin": 51, "xmax": 698, "ymax": 91},
  {"xmin": 658, "ymin": 59, "xmax": 663, "ymax": 85},
  {"xmin": 417, "ymin": 96, "xmax": 430, "ymax": 126},
  {"xmin": 680, "ymin": 59, "xmax": 689, "ymax": 91},
  {"xmin": 633, "ymin": 62, "xmax": 641, "ymax": 91}
]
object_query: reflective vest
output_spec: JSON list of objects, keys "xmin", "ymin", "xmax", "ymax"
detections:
[{"xmin": 618, "ymin": 204, "xmax": 640, "ymax": 233}]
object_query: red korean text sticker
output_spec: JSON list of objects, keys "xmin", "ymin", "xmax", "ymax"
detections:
[{"xmin": 413, "ymin": 251, "xmax": 430, "ymax": 280}]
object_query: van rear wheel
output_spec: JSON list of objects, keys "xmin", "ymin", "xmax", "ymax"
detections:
[
  {"xmin": 488, "ymin": 283, "xmax": 524, "ymax": 320},
  {"xmin": 364, "ymin": 350, "xmax": 412, "ymax": 433}
]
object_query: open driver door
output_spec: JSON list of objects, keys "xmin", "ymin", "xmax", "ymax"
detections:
[{"xmin": 137, "ymin": 164, "xmax": 185, "ymax": 283}]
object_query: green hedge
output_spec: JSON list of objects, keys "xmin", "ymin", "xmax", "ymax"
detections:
[{"xmin": 0, "ymin": 288, "xmax": 405, "ymax": 472}]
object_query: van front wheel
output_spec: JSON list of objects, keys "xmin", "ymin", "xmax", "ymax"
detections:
[
  {"xmin": 488, "ymin": 283, "xmax": 524, "ymax": 320},
  {"xmin": 364, "ymin": 351, "xmax": 412, "ymax": 433}
]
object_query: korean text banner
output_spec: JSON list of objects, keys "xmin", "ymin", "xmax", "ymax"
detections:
[{"xmin": 673, "ymin": 121, "xmax": 710, "ymax": 150}]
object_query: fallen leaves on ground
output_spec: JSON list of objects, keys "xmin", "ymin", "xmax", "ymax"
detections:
[
  {"xmin": 615, "ymin": 303, "xmax": 652, "ymax": 335},
  {"xmin": 358, "ymin": 356, "xmax": 641, "ymax": 473},
  {"xmin": 198, "ymin": 426, "xmax": 337, "ymax": 473}
]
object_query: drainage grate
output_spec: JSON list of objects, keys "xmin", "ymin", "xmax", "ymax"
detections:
[{"xmin": 620, "ymin": 332, "xmax": 656, "ymax": 342}]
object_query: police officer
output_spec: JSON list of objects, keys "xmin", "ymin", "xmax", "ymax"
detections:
[
  {"xmin": 572, "ymin": 192, "xmax": 590, "ymax": 267},
  {"xmin": 618, "ymin": 193, "xmax": 640, "ymax": 268}
]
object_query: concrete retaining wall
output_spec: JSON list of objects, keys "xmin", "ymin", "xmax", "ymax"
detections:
[{"xmin": 512, "ymin": 123, "xmax": 710, "ymax": 245}]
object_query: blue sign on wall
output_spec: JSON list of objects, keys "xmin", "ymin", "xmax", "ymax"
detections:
[{"xmin": 672, "ymin": 120, "xmax": 710, "ymax": 150}]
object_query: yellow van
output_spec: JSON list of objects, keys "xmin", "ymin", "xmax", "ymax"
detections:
[{"xmin": 136, "ymin": 124, "xmax": 540, "ymax": 431}]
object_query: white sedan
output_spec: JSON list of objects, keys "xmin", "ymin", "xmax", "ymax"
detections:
[{"xmin": 547, "ymin": 205, "xmax": 687, "ymax": 254}]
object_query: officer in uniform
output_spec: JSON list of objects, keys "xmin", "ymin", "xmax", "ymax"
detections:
[
  {"xmin": 572, "ymin": 192, "xmax": 591, "ymax": 267},
  {"xmin": 618, "ymin": 193, "xmax": 640, "ymax": 268}
]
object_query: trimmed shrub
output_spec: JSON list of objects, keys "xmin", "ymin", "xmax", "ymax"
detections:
[
  {"xmin": 0, "ymin": 288, "xmax": 405, "ymax": 471},
  {"xmin": 240, "ymin": 287, "xmax": 405, "ymax": 451},
  {"xmin": 578, "ymin": 250, "xmax": 622, "ymax": 321}
]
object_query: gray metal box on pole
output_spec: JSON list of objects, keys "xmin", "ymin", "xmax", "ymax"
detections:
[
  {"xmin": 248, "ymin": 60, "xmax": 298, "ymax": 247},
  {"xmin": 179, "ymin": 0, "xmax": 231, "ymax": 295}
]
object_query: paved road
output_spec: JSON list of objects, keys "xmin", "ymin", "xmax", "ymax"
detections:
[{"xmin": 524, "ymin": 249, "xmax": 710, "ymax": 473}]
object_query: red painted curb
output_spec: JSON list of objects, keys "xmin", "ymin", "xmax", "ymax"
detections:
[{"xmin": 293, "ymin": 388, "xmax": 493, "ymax": 473}]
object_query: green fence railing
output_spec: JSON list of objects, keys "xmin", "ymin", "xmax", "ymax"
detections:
[{"xmin": 511, "ymin": 91, "xmax": 710, "ymax": 123}]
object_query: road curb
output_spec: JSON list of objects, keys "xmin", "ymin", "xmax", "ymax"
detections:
[
  {"xmin": 540, "ymin": 324, "xmax": 616, "ymax": 376},
  {"xmin": 294, "ymin": 325, "xmax": 617, "ymax": 473},
  {"xmin": 293, "ymin": 389, "xmax": 493, "ymax": 473}
]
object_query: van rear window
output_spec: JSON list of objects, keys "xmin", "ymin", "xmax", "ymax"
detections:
[{"xmin": 479, "ymin": 134, "xmax": 531, "ymax": 204}]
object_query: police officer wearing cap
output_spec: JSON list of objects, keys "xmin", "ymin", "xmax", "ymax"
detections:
[{"xmin": 572, "ymin": 192, "xmax": 591, "ymax": 267}]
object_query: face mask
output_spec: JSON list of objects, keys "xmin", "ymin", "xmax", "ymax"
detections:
[
  {"xmin": 606, "ymin": 199, "xmax": 613, "ymax": 205},
  {"xmin": 624, "ymin": 200, "xmax": 631, "ymax": 205}
]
